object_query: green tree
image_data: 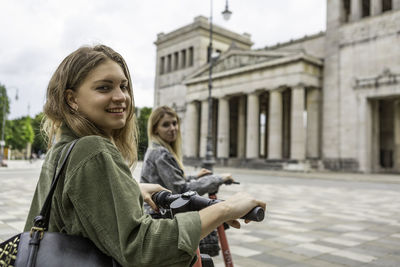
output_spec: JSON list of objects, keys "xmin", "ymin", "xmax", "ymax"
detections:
[
  {"xmin": 137, "ymin": 107, "xmax": 152, "ymax": 160},
  {"xmin": 5, "ymin": 116, "xmax": 34, "ymax": 151},
  {"xmin": 0, "ymin": 84, "xmax": 10, "ymax": 142},
  {"xmin": 31, "ymin": 112, "xmax": 47, "ymax": 155}
]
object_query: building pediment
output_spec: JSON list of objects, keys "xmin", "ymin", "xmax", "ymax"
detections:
[
  {"xmin": 184, "ymin": 50, "xmax": 321, "ymax": 86},
  {"xmin": 188, "ymin": 50, "xmax": 293, "ymax": 80},
  {"xmin": 213, "ymin": 52, "xmax": 282, "ymax": 74}
]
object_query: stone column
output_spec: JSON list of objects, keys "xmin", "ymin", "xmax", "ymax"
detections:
[
  {"xmin": 268, "ymin": 90, "xmax": 283, "ymax": 159},
  {"xmin": 394, "ymin": 100, "xmax": 400, "ymax": 171},
  {"xmin": 217, "ymin": 97, "xmax": 229, "ymax": 158},
  {"xmin": 237, "ymin": 96, "xmax": 246, "ymax": 158},
  {"xmin": 358, "ymin": 97, "xmax": 372, "ymax": 173},
  {"xmin": 199, "ymin": 100, "xmax": 208, "ymax": 158},
  {"xmin": 350, "ymin": 0, "xmax": 362, "ymax": 21},
  {"xmin": 371, "ymin": 101, "xmax": 380, "ymax": 172},
  {"xmin": 290, "ymin": 86, "xmax": 306, "ymax": 160},
  {"xmin": 163, "ymin": 56, "xmax": 168, "ymax": 74},
  {"xmin": 184, "ymin": 102, "xmax": 199, "ymax": 157},
  {"xmin": 371, "ymin": 0, "xmax": 382, "ymax": 15},
  {"xmin": 394, "ymin": 0, "xmax": 400, "ymax": 10},
  {"xmin": 306, "ymin": 88, "xmax": 320, "ymax": 158},
  {"xmin": 246, "ymin": 93, "xmax": 259, "ymax": 158}
]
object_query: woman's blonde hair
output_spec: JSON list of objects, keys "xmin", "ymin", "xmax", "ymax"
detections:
[
  {"xmin": 147, "ymin": 106, "xmax": 183, "ymax": 170},
  {"xmin": 42, "ymin": 44, "xmax": 138, "ymax": 167}
]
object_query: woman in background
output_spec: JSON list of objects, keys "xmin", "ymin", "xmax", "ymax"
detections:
[
  {"xmin": 141, "ymin": 105, "xmax": 234, "ymax": 196},
  {"xmin": 140, "ymin": 105, "xmax": 237, "ymax": 257}
]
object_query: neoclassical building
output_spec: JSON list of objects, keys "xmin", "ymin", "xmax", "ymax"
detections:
[{"xmin": 153, "ymin": 0, "xmax": 400, "ymax": 173}]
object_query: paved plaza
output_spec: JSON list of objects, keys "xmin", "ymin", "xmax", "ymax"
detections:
[{"xmin": 1, "ymin": 160, "xmax": 400, "ymax": 266}]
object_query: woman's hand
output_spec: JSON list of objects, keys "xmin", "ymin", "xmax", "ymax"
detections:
[
  {"xmin": 223, "ymin": 192, "xmax": 266, "ymax": 223},
  {"xmin": 198, "ymin": 192, "xmax": 266, "ymax": 238},
  {"xmin": 197, "ymin": 168, "xmax": 212, "ymax": 178},
  {"xmin": 139, "ymin": 183, "xmax": 170, "ymax": 212},
  {"xmin": 221, "ymin": 173, "xmax": 235, "ymax": 184}
]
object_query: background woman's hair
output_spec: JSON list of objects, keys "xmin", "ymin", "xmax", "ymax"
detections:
[
  {"xmin": 147, "ymin": 106, "xmax": 183, "ymax": 170},
  {"xmin": 42, "ymin": 44, "xmax": 138, "ymax": 167}
]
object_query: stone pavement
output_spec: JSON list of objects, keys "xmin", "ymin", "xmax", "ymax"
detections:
[{"xmin": 1, "ymin": 160, "xmax": 400, "ymax": 266}]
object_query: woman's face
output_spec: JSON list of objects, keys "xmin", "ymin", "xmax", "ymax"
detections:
[
  {"xmin": 67, "ymin": 59, "xmax": 131, "ymax": 136},
  {"xmin": 155, "ymin": 114, "xmax": 179, "ymax": 144}
]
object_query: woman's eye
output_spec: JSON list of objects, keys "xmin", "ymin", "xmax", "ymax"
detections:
[
  {"xmin": 162, "ymin": 123, "xmax": 169, "ymax": 128},
  {"xmin": 96, "ymin": 86, "xmax": 110, "ymax": 91},
  {"xmin": 172, "ymin": 121, "xmax": 177, "ymax": 126},
  {"xmin": 121, "ymin": 84, "xmax": 128, "ymax": 91}
]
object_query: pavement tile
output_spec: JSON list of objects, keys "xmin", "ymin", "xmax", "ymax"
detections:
[
  {"xmin": 270, "ymin": 214, "xmax": 315, "ymax": 224},
  {"xmin": 329, "ymin": 224, "xmax": 366, "ymax": 232},
  {"xmin": 329, "ymin": 249, "xmax": 377, "ymax": 263},
  {"xmin": 312, "ymin": 240, "xmax": 349, "ymax": 250},
  {"xmin": 296, "ymin": 243, "xmax": 337, "ymax": 254},
  {"xmin": 316, "ymin": 253, "xmax": 368, "ymax": 266},
  {"xmin": 367, "ymin": 257, "xmax": 400, "ymax": 267},
  {"xmin": 300, "ymin": 258, "xmax": 345, "ymax": 267},
  {"xmin": 229, "ymin": 245, "xmax": 262, "ymax": 257},
  {"xmin": 250, "ymin": 253, "xmax": 296, "ymax": 266},
  {"xmin": 391, "ymin": 233, "xmax": 400, "ymax": 238},
  {"xmin": 284, "ymin": 242, "xmax": 338, "ymax": 258},
  {"xmin": 225, "ymin": 256, "xmax": 278, "ymax": 267},
  {"xmin": 228, "ymin": 233, "xmax": 263, "ymax": 243},
  {"xmin": 346, "ymin": 246, "xmax": 386, "ymax": 258},
  {"xmin": 267, "ymin": 249, "xmax": 309, "ymax": 262},
  {"xmin": 356, "ymin": 242, "xmax": 399, "ymax": 255},
  {"xmin": 280, "ymin": 234, "xmax": 316, "ymax": 243},
  {"xmin": 343, "ymin": 232, "xmax": 380, "ymax": 241},
  {"xmin": 280, "ymin": 225, "xmax": 310, "ymax": 233},
  {"xmin": 322, "ymin": 237, "xmax": 361, "ymax": 247}
]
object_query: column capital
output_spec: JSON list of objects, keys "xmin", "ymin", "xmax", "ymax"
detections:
[
  {"xmin": 246, "ymin": 90, "xmax": 261, "ymax": 96},
  {"xmin": 217, "ymin": 95, "xmax": 230, "ymax": 101},
  {"xmin": 292, "ymin": 83, "xmax": 307, "ymax": 90},
  {"xmin": 270, "ymin": 86, "xmax": 287, "ymax": 93}
]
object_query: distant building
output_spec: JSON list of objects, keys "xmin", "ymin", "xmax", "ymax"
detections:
[{"xmin": 153, "ymin": 1, "xmax": 400, "ymax": 173}]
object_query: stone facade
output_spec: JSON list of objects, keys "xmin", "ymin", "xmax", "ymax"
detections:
[{"xmin": 153, "ymin": 1, "xmax": 400, "ymax": 173}]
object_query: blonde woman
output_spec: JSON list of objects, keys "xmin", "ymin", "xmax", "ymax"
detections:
[
  {"xmin": 140, "ymin": 106, "xmax": 234, "ymax": 196},
  {"xmin": 24, "ymin": 45, "xmax": 265, "ymax": 266}
]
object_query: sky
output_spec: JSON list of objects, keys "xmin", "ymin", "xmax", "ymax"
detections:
[{"xmin": 0, "ymin": 0, "xmax": 326, "ymax": 119}]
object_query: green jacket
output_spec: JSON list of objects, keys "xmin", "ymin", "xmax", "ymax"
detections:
[{"xmin": 24, "ymin": 126, "xmax": 201, "ymax": 266}]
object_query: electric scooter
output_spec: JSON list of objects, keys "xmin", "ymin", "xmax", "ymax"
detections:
[{"xmin": 152, "ymin": 190, "xmax": 265, "ymax": 267}]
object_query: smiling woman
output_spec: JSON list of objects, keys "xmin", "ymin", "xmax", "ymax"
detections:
[{"xmin": 21, "ymin": 44, "xmax": 265, "ymax": 267}]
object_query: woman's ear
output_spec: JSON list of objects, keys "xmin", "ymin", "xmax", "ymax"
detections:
[{"xmin": 65, "ymin": 89, "xmax": 78, "ymax": 111}]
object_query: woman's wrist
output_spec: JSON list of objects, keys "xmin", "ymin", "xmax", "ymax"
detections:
[{"xmin": 198, "ymin": 202, "xmax": 231, "ymax": 238}]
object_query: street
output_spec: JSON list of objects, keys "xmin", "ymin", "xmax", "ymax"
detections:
[{"xmin": 1, "ymin": 161, "xmax": 400, "ymax": 266}]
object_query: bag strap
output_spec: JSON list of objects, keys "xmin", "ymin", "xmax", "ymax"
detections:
[{"xmin": 33, "ymin": 139, "xmax": 78, "ymax": 229}]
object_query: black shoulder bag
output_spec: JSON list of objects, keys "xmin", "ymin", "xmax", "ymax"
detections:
[{"xmin": 0, "ymin": 140, "xmax": 120, "ymax": 267}]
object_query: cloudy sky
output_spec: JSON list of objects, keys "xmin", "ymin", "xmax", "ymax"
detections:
[{"xmin": 0, "ymin": 0, "xmax": 326, "ymax": 119}]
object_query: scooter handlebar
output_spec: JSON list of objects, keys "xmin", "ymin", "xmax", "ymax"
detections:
[{"xmin": 152, "ymin": 190, "xmax": 265, "ymax": 222}]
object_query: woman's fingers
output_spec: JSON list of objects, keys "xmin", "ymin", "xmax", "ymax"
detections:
[
  {"xmin": 226, "ymin": 220, "xmax": 241, "ymax": 229},
  {"xmin": 197, "ymin": 168, "xmax": 212, "ymax": 178},
  {"xmin": 139, "ymin": 183, "xmax": 171, "ymax": 212}
]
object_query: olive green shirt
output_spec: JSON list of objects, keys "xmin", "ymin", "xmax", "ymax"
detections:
[{"xmin": 24, "ymin": 126, "xmax": 201, "ymax": 267}]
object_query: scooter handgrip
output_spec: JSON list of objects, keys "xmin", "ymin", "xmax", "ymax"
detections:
[{"xmin": 240, "ymin": 206, "xmax": 265, "ymax": 222}]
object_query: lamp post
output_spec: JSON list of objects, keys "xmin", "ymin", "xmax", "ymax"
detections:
[
  {"xmin": 202, "ymin": 0, "xmax": 232, "ymax": 171},
  {"xmin": 0, "ymin": 87, "xmax": 18, "ymax": 166}
]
